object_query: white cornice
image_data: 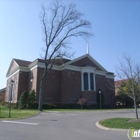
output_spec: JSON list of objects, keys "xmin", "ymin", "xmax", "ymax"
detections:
[
  {"xmin": 19, "ymin": 66, "xmax": 29, "ymax": 72},
  {"xmin": 6, "ymin": 59, "xmax": 18, "ymax": 77},
  {"xmin": 105, "ymin": 74, "xmax": 115, "ymax": 79},
  {"xmin": 95, "ymin": 70, "xmax": 106, "ymax": 76},
  {"xmin": 7, "ymin": 66, "xmax": 29, "ymax": 78},
  {"xmin": 64, "ymin": 54, "xmax": 107, "ymax": 72},
  {"xmin": 81, "ymin": 67, "xmax": 96, "ymax": 73},
  {"xmin": 63, "ymin": 65, "xmax": 80, "ymax": 71},
  {"xmin": 6, "ymin": 69, "xmax": 20, "ymax": 79},
  {"xmin": 7, "ymin": 58, "xmax": 114, "ymax": 79}
]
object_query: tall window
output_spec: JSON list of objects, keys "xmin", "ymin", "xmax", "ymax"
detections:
[
  {"xmin": 83, "ymin": 73, "xmax": 88, "ymax": 90},
  {"xmin": 82, "ymin": 72, "xmax": 95, "ymax": 91},
  {"xmin": 90, "ymin": 73, "xmax": 94, "ymax": 90}
]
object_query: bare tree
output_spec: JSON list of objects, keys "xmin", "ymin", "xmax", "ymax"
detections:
[
  {"xmin": 38, "ymin": 1, "xmax": 92, "ymax": 111},
  {"xmin": 116, "ymin": 54, "xmax": 140, "ymax": 119}
]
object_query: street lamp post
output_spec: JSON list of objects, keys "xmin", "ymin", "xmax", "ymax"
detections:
[
  {"xmin": 9, "ymin": 80, "xmax": 14, "ymax": 118},
  {"xmin": 99, "ymin": 90, "xmax": 102, "ymax": 109}
]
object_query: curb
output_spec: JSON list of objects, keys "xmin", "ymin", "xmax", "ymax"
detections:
[
  {"xmin": 0, "ymin": 111, "xmax": 39, "ymax": 121},
  {"xmin": 19, "ymin": 111, "xmax": 39, "ymax": 120},
  {"xmin": 95, "ymin": 121, "xmax": 127, "ymax": 131}
]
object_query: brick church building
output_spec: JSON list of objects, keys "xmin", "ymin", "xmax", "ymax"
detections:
[{"xmin": 5, "ymin": 54, "xmax": 115, "ymax": 107}]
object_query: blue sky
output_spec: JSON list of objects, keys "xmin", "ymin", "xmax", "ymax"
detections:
[{"xmin": 0, "ymin": 0, "xmax": 140, "ymax": 89}]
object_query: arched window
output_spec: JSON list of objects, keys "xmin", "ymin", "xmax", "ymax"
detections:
[{"xmin": 83, "ymin": 73, "xmax": 88, "ymax": 90}]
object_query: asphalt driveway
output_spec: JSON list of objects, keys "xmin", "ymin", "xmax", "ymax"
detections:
[{"xmin": 0, "ymin": 109, "xmax": 139, "ymax": 140}]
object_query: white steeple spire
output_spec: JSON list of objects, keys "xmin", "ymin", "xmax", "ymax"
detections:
[
  {"xmin": 86, "ymin": 42, "xmax": 89, "ymax": 54},
  {"xmin": 82, "ymin": 37, "xmax": 89, "ymax": 54}
]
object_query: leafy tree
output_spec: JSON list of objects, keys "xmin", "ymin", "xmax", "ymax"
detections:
[
  {"xmin": 38, "ymin": 0, "xmax": 92, "ymax": 111},
  {"xmin": 18, "ymin": 90, "xmax": 28, "ymax": 109},
  {"xmin": 77, "ymin": 98, "xmax": 87, "ymax": 109},
  {"xmin": 116, "ymin": 54, "xmax": 140, "ymax": 119},
  {"xmin": 28, "ymin": 90, "xmax": 36, "ymax": 108},
  {"xmin": 116, "ymin": 82, "xmax": 128, "ymax": 106}
]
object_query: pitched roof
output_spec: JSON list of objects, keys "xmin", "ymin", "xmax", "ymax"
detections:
[
  {"xmin": 6, "ymin": 59, "xmax": 32, "ymax": 77},
  {"xmin": 14, "ymin": 59, "xmax": 32, "ymax": 67},
  {"xmin": 65, "ymin": 54, "xmax": 108, "ymax": 72},
  {"xmin": 36, "ymin": 58, "xmax": 70, "ymax": 65},
  {"xmin": 0, "ymin": 88, "xmax": 6, "ymax": 93}
]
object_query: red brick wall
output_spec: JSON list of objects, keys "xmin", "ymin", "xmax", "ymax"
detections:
[
  {"xmin": 61, "ymin": 70, "xmax": 81, "ymax": 103},
  {"xmin": 17, "ymin": 71, "xmax": 29, "ymax": 100},
  {"xmin": 36, "ymin": 68, "xmax": 61, "ymax": 103},
  {"xmin": 28, "ymin": 68, "xmax": 38, "ymax": 93},
  {"xmin": 81, "ymin": 91, "xmax": 96, "ymax": 104},
  {"xmin": 0, "ymin": 90, "xmax": 5, "ymax": 102},
  {"xmin": 9, "ymin": 61, "xmax": 18, "ymax": 73},
  {"xmin": 96, "ymin": 74, "xmax": 115, "ymax": 107}
]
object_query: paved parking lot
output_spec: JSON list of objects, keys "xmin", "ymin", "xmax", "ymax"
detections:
[{"xmin": 0, "ymin": 109, "xmax": 139, "ymax": 140}]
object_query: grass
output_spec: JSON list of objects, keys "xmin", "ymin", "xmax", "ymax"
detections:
[
  {"xmin": 99, "ymin": 118, "xmax": 140, "ymax": 129},
  {"xmin": 0, "ymin": 105, "xmax": 38, "ymax": 120}
]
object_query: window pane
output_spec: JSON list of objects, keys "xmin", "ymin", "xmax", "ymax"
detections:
[
  {"xmin": 90, "ymin": 73, "xmax": 94, "ymax": 90},
  {"xmin": 83, "ymin": 73, "xmax": 88, "ymax": 90}
]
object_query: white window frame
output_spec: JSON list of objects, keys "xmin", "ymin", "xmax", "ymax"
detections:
[{"xmin": 81, "ymin": 67, "xmax": 96, "ymax": 91}]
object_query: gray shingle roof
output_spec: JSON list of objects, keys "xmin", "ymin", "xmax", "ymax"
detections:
[{"xmin": 14, "ymin": 59, "xmax": 32, "ymax": 67}]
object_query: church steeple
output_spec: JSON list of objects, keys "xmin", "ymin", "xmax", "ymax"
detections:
[
  {"xmin": 86, "ymin": 42, "xmax": 89, "ymax": 54},
  {"xmin": 82, "ymin": 37, "xmax": 89, "ymax": 55}
]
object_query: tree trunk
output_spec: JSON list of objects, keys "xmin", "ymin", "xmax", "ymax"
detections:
[
  {"xmin": 38, "ymin": 77, "xmax": 44, "ymax": 111},
  {"xmin": 134, "ymin": 97, "xmax": 138, "ymax": 119}
]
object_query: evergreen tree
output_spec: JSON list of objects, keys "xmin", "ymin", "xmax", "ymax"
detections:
[
  {"xmin": 19, "ymin": 90, "xmax": 28, "ymax": 109},
  {"xmin": 28, "ymin": 90, "xmax": 36, "ymax": 108}
]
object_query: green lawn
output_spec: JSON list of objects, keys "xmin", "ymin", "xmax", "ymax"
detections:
[
  {"xmin": 99, "ymin": 118, "xmax": 140, "ymax": 129},
  {"xmin": 0, "ymin": 105, "xmax": 38, "ymax": 120}
]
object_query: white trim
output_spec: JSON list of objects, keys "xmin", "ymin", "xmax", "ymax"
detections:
[
  {"xmin": 7, "ymin": 56, "xmax": 114, "ymax": 83},
  {"xmin": 30, "ymin": 65, "xmax": 37, "ymax": 71},
  {"xmin": 7, "ymin": 69, "xmax": 20, "ymax": 79},
  {"xmin": 7, "ymin": 67, "xmax": 29, "ymax": 79},
  {"xmin": 65, "ymin": 54, "xmax": 88, "ymax": 65},
  {"xmin": 6, "ymin": 59, "xmax": 18, "ymax": 76},
  {"xmin": 88, "ymin": 73, "xmax": 91, "ymax": 90},
  {"xmin": 82, "ymin": 71, "xmax": 96, "ymax": 91},
  {"xmin": 81, "ymin": 67, "xmax": 96, "ymax": 73},
  {"xmin": 63, "ymin": 65, "xmax": 80, "ymax": 71},
  {"xmin": 65, "ymin": 54, "xmax": 107, "ymax": 72},
  {"xmin": 94, "ymin": 74, "xmax": 96, "ymax": 91},
  {"xmin": 87, "ymin": 55, "xmax": 107, "ymax": 72},
  {"xmin": 106, "ymin": 74, "xmax": 115, "ymax": 79},
  {"xmin": 95, "ymin": 70, "xmax": 106, "ymax": 76},
  {"xmin": 19, "ymin": 66, "xmax": 29, "ymax": 72},
  {"xmin": 29, "ymin": 62, "xmax": 63, "ymax": 71},
  {"xmin": 81, "ymin": 73, "xmax": 84, "ymax": 91}
]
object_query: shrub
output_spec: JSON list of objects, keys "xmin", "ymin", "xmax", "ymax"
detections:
[
  {"xmin": 77, "ymin": 98, "xmax": 87, "ymax": 109},
  {"xmin": 42, "ymin": 102, "xmax": 57, "ymax": 109},
  {"xmin": 28, "ymin": 90, "xmax": 36, "ymax": 108},
  {"xmin": 18, "ymin": 90, "xmax": 28, "ymax": 109}
]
